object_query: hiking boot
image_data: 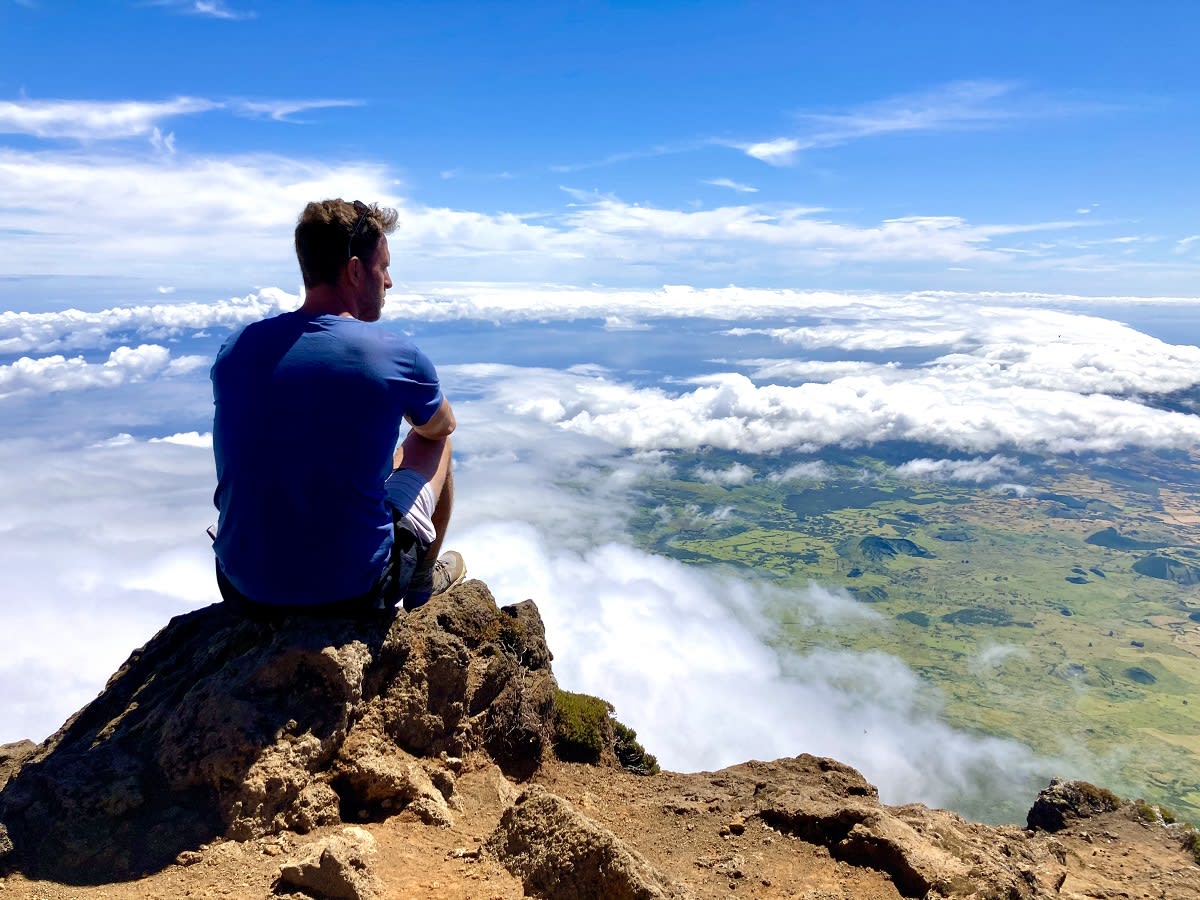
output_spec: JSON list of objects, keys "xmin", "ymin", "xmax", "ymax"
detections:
[{"xmin": 403, "ymin": 550, "xmax": 467, "ymax": 611}]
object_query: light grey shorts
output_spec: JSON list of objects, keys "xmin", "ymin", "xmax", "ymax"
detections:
[{"xmin": 384, "ymin": 468, "xmax": 437, "ymax": 545}]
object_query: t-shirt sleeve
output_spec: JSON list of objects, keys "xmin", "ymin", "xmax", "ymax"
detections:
[{"xmin": 399, "ymin": 345, "xmax": 444, "ymax": 427}]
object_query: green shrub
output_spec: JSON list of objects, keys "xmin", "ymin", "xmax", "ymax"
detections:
[
  {"xmin": 613, "ymin": 720, "xmax": 660, "ymax": 776},
  {"xmin": 1180, "ymin": 825, "xmax": 1200, "ymax": 865},
  {"xmin": 552, "ymin": 690, "xmax": 613, "ymax": 763},
  {"xmin": 1074, "ymin": 781, "xmax": 1122, "ymax": 811},
  {"xmin": 1133, "ymin": 800, "xmax": 1177, "ymax": 824},
  {"xmin": 551, "ymin": 689, "xmax": 660, "ymax": 775}
]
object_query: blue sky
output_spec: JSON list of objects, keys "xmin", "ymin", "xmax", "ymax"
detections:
[
  {"xmin": 3, "ymin": 0, "xmax": 1200, "ymax": 302},
  {"xmin": 2, "ymin": 0, "xmax": 1200, "ymax": 822}
]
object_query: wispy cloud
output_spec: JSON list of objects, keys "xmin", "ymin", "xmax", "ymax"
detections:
[
  {"xmin": 892, "ymin": 455, "xmax": 1025, "ymax": 484},
  {"xmin": 233, "ymin": 98, "xmax": 363, "ymax": 122},
  {"xmin": 739, "ymin": 137, "xmax": 802, "ymax": 166},
  {"xmin": 0, "ymin": 95, "xmax": 358, "ymax": 141},
  {"xmin": 149, "ymin": 0, "xmax": 256, "ymax": 20},
  {"xmin": 550, "ymin": 141, "xmax": 698, "ymax": 174},
  {"xmin": 703, "ymin": 177, "xmax": 758, "ymax": 193},
  {"xmin": 695, "ymin": 462, "xmax": 755, "ymax": 485},
  {"xmin": 727, "ymin": 80, "xmax": 1115, "ymax": 167},
  {"xmin": 0, "ymin": 97, "xmax": 221, "ymax": 141}
]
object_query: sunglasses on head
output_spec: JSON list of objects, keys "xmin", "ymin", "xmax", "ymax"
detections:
[{"xmin": 346, "ymin": 200, "xmax": 370, "ymax": 261}]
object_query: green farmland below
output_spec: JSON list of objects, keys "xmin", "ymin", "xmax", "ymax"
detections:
[{"xmin": 628, "ymin": 445, "xmax": 1200, "ymax": 822}]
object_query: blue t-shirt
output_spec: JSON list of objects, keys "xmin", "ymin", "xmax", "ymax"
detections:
[{"xmin": 211, "ymin": 312, "xmax": 443, "ymax": 605}]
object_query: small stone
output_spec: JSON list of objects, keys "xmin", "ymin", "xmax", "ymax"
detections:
[
  {"xmin": 175, "ymin": 850, "xmax": 203, "ymax": 866},
  {"xmin": 728, "ymin": 814, "xmax": 746, "ymax": 836}
]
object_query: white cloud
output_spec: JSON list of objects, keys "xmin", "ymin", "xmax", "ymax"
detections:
[
  {"xmin": 602, "ymin": 315, "xmax": 651, "ymax": 331},
  {"xmin": 150, "ymin": 431, "xmax": 213, "ymax": 447},
  {"xmin": 767, "ymin": 461, "xmax": 831, "ymax": 482},
  {"xmin": 0, "ymin": 289, "xmax": 298, "ymax": 353},
  {"xmin": 0, "ymin": 135, "xmax": 1163, "ymax": 293},
  {"xmin": 0, "ymin": 148, "xmax": 395, "ymax": 288},
  {"xmin": 513, "ymin": 367, "xmax": 1200, "ymax": 456},
  {"xmin": 0, "ymin": 434, "xmax": 218, "ymax": 743},
  {"xmin": 798, "ymin": 80, "xmax": 1022, "ymax": 140},
  {"xmin": 150, "ymin": 0, "xmax": 255, "ymax": 19},
  {"xmin": 893, "ymin": 455, "xmax": 1025, "ymax": 484},
  {"xmin": 968, "ymin": 643, "xmax": 1031, "ymax": 677},
  {"xmin": 702, "ymin": 177, "xmax": 759, "ymax": 193},
  {"xmin": 232, "ymin": 99, "xmax": 363, "ymax": 122},
  {"xmin": 728, "ymin": 81, "xmax": 1023, "ymax": 167},
  {"xmin": 694, "ymin": 462, "xmax": 755, "ymax": 485},
  {"xmin": 466, "ymin": 524, "xmax": 1056, "ymax": 820},
  {"xmin": 549, "ymin": 142, "xmax": 696, "ymax": 174},
  {"xmin": 740, "ymin": 137, "xmax": 802, "ymax": 165},
  {"xmin": 0, "ymin": 344, "xmax": 204, "ymax": 399},
  {"xmin": 735, "ymin": 302, "xmax": 1200, "ymax": 396},
  {"xmin": 743, "ymin": 359, "xmax": 901, "ymax": 383},
  {"xmin": 0, "ymin": 97, "xmax": 221, "ymax": 140}
]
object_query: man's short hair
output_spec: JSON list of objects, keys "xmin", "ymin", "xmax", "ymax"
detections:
[{"xmin": 294, "ymin": 199, "xmax": 400, "ymax": 288}]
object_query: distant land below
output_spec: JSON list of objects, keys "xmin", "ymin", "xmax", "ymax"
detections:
[{"xmin": 629, "ymin": 441, "xmax": 1200, "ymax": 825}]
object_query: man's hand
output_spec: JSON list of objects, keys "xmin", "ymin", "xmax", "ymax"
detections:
[{"xmin": 411, "ymin": 397, "xmax": 456, "ymax": 441}]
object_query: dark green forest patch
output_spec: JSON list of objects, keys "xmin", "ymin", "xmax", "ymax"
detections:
[{"xmin": 1085, "ymin": 527, "xmax": 1169, "ymax": 551}]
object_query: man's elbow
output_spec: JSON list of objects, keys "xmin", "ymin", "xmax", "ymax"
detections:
[{"xmin": 413, "ymin": 400, "xmax": 455, "ymax": 440}]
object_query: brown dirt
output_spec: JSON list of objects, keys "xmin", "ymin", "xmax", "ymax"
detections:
[{"xmin": 3, "ymin": 758, "xmax": 1198, "ymax": 900}]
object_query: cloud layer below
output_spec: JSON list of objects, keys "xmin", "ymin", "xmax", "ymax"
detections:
[{"xmin": 0, "ymin": 287, "xmax": 1192, "ymax": 824}]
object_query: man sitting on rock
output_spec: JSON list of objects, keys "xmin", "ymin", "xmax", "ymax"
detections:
[{"xmin": 210, "ymin": 198, "xmax": 465, "ymax": 616}]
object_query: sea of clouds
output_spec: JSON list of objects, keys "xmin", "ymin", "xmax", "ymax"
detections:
[{"xmin": 2, "ymin": 284, "xmax": 1197, "ymax": 822}]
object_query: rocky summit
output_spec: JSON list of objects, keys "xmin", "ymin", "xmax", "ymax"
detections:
[{"xmin": 1, "ymin": 580, "xmax": 1198, "ymax": 899}]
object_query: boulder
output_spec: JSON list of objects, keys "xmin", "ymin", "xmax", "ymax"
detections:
[
  {"xmin": 1026, "ymin": 778, "xmax": 1121, "ymax": 832},
  {"xmin": 485, "ymin": 785, "xmax": 687, "ymax": 900},
  {"xmin": 0, "ymin": 581, "xmax": 555, "ymax": 883},
  {"xmin": 278, "ymin": 826, "xmax": 381, "ymax": 900}
]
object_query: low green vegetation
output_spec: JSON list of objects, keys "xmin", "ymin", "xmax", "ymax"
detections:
[
  {"xmin": 1133, "ymin": 799, "xmax": 1177, "ymax": 824},
  {"xmin": 1183, "ymin": 825, "xmax": 1200, "ymax": 865},
  {"xmin": 552, "ymin": 688, "xmax": 660, "ymax": 775},
  {"xmin": 627, "ymin": 444, "xmax": 1200, "ymax": 822}
]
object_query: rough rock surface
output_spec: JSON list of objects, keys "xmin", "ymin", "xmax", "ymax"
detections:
[
  {"xmin": 485, "ymin": 784, "xmax": 688, "ymax": 900},
  {"xmin": 277, "ymin": 825, "xmax": 381, "ymax": 900},
  {"xmin": 1025, "ymin": 777, "xmax": 1122, "ymax": 832},
  {"xmin": 0, "ymin": 580, "xmax": 554, "ymax": 882},
  {"xmin": 0, "ymin": 579, "xmax": 1198, "ymax": 899},
  {"xmin": 0, "ymin": 742, "xmax": 35, "ymax": 793}
]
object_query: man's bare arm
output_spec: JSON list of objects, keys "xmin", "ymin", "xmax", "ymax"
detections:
[{"xmin": 410, "ymin": 397, "xmax": 456, "ymax": 440}]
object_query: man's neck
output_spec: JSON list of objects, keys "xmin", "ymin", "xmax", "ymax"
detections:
[{"xmin": 299, "ymin": 284, "xmax": 355, "ymax": 318}]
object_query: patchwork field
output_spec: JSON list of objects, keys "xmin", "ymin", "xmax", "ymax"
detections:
[{"xmin": 628, "ymin": 445, "xmax": 1200, "ymax": 823}]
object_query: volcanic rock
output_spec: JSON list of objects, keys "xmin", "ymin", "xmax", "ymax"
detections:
[
  {"xmin": 278, "ymin": 826, "xmax": 381, "ymax": 900},
  {"xmin": 0, "ymin": 580, "xmax": 554, "ymax": 882},
  {"xmin": 485, "ymin": 784, "xmax": 687, "ymax": 900}
]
